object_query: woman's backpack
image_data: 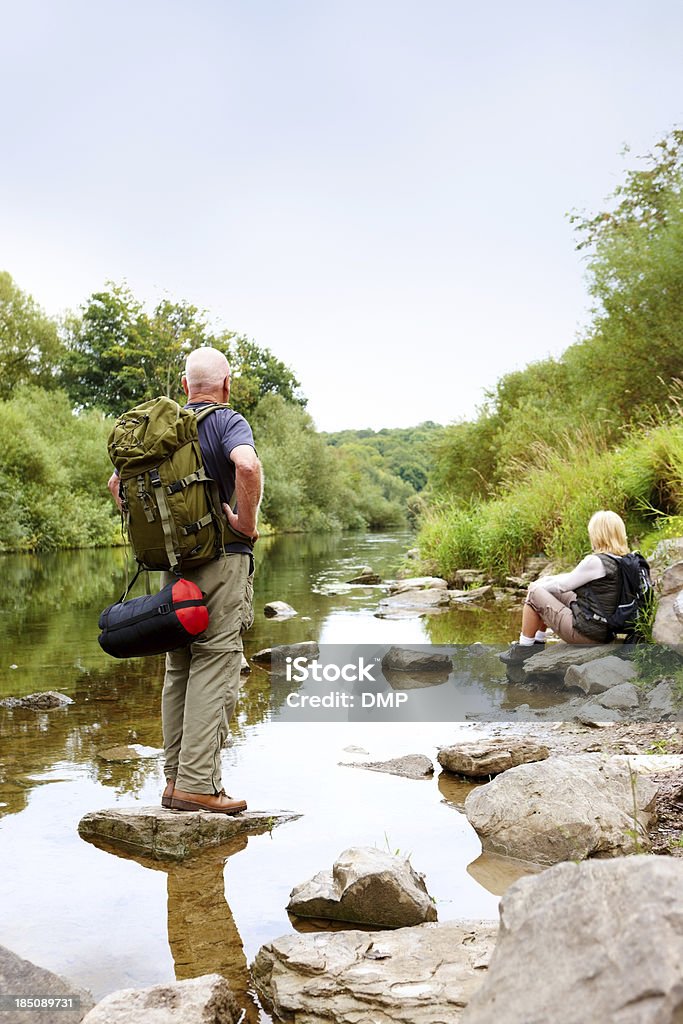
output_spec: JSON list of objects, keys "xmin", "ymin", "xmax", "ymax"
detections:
[{"xmin": 602, "ymin": 552, "xmax": 652, "ymax": 640}]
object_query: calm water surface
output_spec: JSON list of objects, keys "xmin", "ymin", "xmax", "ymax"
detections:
[{"xmin": 0, "ymin": 532, "xmax": 538, "ymax": 1019}]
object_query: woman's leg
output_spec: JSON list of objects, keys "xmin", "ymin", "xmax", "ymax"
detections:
[{"xmin": 521, "ymin": 602, "xmax": 546, "ymax": 639}]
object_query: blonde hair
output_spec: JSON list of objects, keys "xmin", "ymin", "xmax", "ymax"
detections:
[{"xmin": 588, "ymin": 510, "xmax": 629, "ymax": 556}]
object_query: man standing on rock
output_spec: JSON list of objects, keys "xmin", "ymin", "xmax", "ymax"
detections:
[{"xmin": 108, "ymin": 347, "xmax": 262, "ymax": 814}]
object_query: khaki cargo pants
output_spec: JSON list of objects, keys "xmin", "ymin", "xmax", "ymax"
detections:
[{"xmin": 161, "ymin": 552, "xmax": 254, "ymax": 794}]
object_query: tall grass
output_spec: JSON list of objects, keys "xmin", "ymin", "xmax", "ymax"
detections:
[{"xmin": 418, "ymin": 419, "xmax": 683, "ymax": 578}]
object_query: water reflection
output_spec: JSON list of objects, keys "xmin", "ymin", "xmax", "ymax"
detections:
[
  {"xmin": 83, "ymin": 835, "xmax": 262, "ymax": 1022},
  {"xmin": 0, "ymin": 534, "xmax": 537, "ymax": 1012}
]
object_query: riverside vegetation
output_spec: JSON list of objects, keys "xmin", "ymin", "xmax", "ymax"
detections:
[
  {"xmin": 0, "ymin": 273, "xmax": 440, "ymax": 551},
  {"xmin": 419, "ymin": 130, "xmax": 683, "ymax": 579},
  {"xmin": 3, "ymin": 130, "xmax": 683, "ymax": 564}
]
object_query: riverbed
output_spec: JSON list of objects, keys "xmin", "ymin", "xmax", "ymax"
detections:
[{"xmin": 0, "ymin": 531, "xmax": 533, "ymax": 1020}]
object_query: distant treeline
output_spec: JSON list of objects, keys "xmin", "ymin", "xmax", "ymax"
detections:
[
  {"xmin": 0, "ymin": 276, "xmax": 440, "ymax": 551},
  {"xmin": 419, "ymin": 129, "xmax": 683, "ymax": 576}
]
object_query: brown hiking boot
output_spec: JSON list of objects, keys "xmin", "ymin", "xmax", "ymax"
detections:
[
  {"xmin": 169, "ymin": 788, "xmax": 247, "ymax": 815},
  {"xmin": 161, "ymin": 779, "xmax": 175, "ymax": 809}
]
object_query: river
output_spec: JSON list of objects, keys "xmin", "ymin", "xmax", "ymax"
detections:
[{"xmin": 0, "ymin": 531, "xmax": 534, "ymax": 1020}]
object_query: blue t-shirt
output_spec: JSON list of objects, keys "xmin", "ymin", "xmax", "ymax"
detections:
[{"xmin": 186, "ymin": 402, "xmax": 256, "ymax": 554}]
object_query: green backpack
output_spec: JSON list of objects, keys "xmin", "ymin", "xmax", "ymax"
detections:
[{"xmin": 108, "ymin": 397, "xmax": 247, "ymax": 572}]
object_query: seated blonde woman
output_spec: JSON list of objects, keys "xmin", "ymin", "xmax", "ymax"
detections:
[{"xmin": 500, "ymin": 510, "xmax": 630, "ymax": 665}]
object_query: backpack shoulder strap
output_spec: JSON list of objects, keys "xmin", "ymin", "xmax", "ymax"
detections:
[{"xmin": 193, "ymin": 402, "xmax": 231, "ymax": 425}]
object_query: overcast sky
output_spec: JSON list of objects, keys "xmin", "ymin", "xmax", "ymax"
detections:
[{"xmin": 1, "ymin": 1, "xmax": 682, "ymax": 430}]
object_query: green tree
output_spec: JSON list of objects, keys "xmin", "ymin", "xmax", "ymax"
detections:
[
  {"xmin": 227, "ymin": 336, "xmax": 305, "ymax": 418},
  {"xmin": 0, "ymin": 272, "xmax": 64, "ymax": 399},
  {"xmin": 62, "ymin": 283, "xmax": 305, "ymax": 418}
]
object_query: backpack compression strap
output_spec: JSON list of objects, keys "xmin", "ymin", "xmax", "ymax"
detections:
[{"xmin": 149, "ymin": 467, "xmax": 180, "ymax": 571}]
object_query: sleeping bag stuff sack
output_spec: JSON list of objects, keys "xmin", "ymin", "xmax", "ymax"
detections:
[{"xmin": 98, "ymin": 578, "xmax": 210, "ymax": 658}]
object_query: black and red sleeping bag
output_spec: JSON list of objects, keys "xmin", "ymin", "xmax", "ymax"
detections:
[{"xmin": 98, "ymin": 578, "xmax": 210, "ymax": 658}]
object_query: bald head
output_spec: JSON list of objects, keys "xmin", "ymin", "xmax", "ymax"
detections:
[{"xmin": 183, "ymin": 347, "xmax": 231, "ymax": 401}]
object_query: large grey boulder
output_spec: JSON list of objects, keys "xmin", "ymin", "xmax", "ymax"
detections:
[
  {"xmin": 287, "ymin": 846, "xmax": 437, "ymax": 927},
  {"xmin": 574, "ymin": 702, "xmax": 622, "ymax": 725},
  {"xmin": 253, "ymin": 920, "xmax": 497, "ymax": 1024},
  {"xmin": 0, "ymin": 691, "xmax": 72, "ymax": 709},
  {"xmin": 660, "ymin": 561, "xmax": 683, "ymax": 596},
  {"xmin": 437, "ymin": 739, "xmax": 549, "ymax": 778},
  {"xmin": 341, "ymin": 754, "xmax": 434, "ymax": 779},
  {"xmin": 653, "ymin": 593, "xmax": 683, "ymax": 647},
  {"xmin": 78, "ymin": 806, "xmax": 300, "ymax": 861},
  {"xmin": 388, "ymin": 576, "xmax": 448, "ymax": 594},
  {"xmin": 375, "ymin": 588, "xmax": 451, "ymax": 619},
  {"xmin": 595, "ymin": 682, "xmax": 640, "ymax": 709},
  {"xmin": 675, "ymin": 591, "xmax": 683, "ymax": 626},
  {"xmin": 646, "ymin": 680, "xmax": 678, "ymax": 718},
  {"xmin": 82, "ymin": 974, "xmax": 238, "ymax": 1024},
  {"xmin": 520, "ymin": 643, "xmax": 616, "ymax": 680},
  {"xmin": 0, "ymin": 944, "xmax": 94, "ymax": 1024},
  {"xmin": 381, "ymin": 647, "xmax": 452, "ymax": 673},
  {"xmin": 565, "ymin": 654, "xmax": 637, "ymax": 694},
  {"xmin": 461, "ymin": 857, "xmax": 683, "ymax": 1024},
  {"xmin": 464, "ymin": 755, "xmax": 658, "ymax": 865}
]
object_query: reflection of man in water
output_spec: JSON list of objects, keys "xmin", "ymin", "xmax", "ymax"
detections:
[
  {"xmin": 166, "ymin": 841, "xmax": 261, "ymax": 1022},
  {"xmin": 108, "ymin": 347, "xmax": 262, "ymax": 814}
]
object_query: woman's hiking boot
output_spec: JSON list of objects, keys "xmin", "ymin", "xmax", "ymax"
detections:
[{"xmin": 498, "ymin": 640, "xmax": 545, "ymax": 665}]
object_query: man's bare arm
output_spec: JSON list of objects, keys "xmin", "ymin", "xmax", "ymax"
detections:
[
  {"xmin": 223, "ymin": 444, "xmax": 262, "ymax": 540},
  {"xmin": 107, "ymin": 471, "xmax": 122, "ymax": 511}
]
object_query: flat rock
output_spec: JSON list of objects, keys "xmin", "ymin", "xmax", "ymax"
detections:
[
  {"xmin": 341, "ymin": 754, "xmax": 434, "ymax": 779},
  {"xmin": 375, "ymin": 588, "xmax": 451, "ymax": 619},
  {"xmin": 0, "ymin": 691, "xmax": 73, "ymax": 709},
  {"xmin": 263, "ymin": 601, "xmax": 297, "ymax": 618},
  {"xmin": 96, "ymin": 744, "xmax": 161, "ymax": 762},
  {"xmin": 461, "ymin": 857, "xmax": 683, "ymax": 1024},
  {"xmin": 253, "ymin": 919, "xmax": 498, "ymax": 1024},
  {"xmin": 0, "ymin": 944, "xmax": 94, "ymax": 1024},
  {"xmin": 82, "ymin": 974, "xmax": 238, "ymax": 1024},
  {"xmin": 287, "ymin": 846, "xmax": 437, "ymax": 928},
  {"xmin": 381, "ymin": 647, "xmax": 452, "ymax": 673},
  {"xmin": 251, "ymin": 641, "xmax": 319, "ymax": 666},
  {"xmin": 347, "ymin": 571, "xmax": 382, "ymax": 584},
  {"xmin": 595, "ymin": 682, "xmax": 640, "ymax": 709},
  {"xmin": 520, "ymin": 642, "xmax": 616, "ymax": 679},
  {"xmin": 464, "ymin": 755, "xmax": 658, "ymax": 865},
  {"xmin": 78, "ymin": 806, "xmax": 300, "ymax": 861},
  {"xmin": 565, "ymin": 654, "xmax": 637, "ymax": 694},
  {"xmin": 388, "ymin": 576, "xmax": 448, "ymax": 594},
  {"xmin": 449, "ymin": 585, "xmax": 493, "ymax": 604},
  {"xmin": 437, "ymin": 739, "xmax": 549, "ymax": 778}
]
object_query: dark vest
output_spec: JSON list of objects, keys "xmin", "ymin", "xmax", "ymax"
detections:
[{"xmin": 572, "ymin": 554, "xmax": 620, "ymax": 642}]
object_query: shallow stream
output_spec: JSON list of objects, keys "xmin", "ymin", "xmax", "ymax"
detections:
[{"xmin": 0, "ymin": 531, "xmax": 543, "ymax": 1019}]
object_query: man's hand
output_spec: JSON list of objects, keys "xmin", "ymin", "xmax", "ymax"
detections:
[
  {"xmin": 225, "ymin": 444, "xmax": 262, "ymax": 541},
  {"xmin": 223, "ymin": 502, "xmax": 259, "ymax": 541},
  {"xmin": 108, "ymin": 471, "xmax": 122, "ymax": 511}
]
